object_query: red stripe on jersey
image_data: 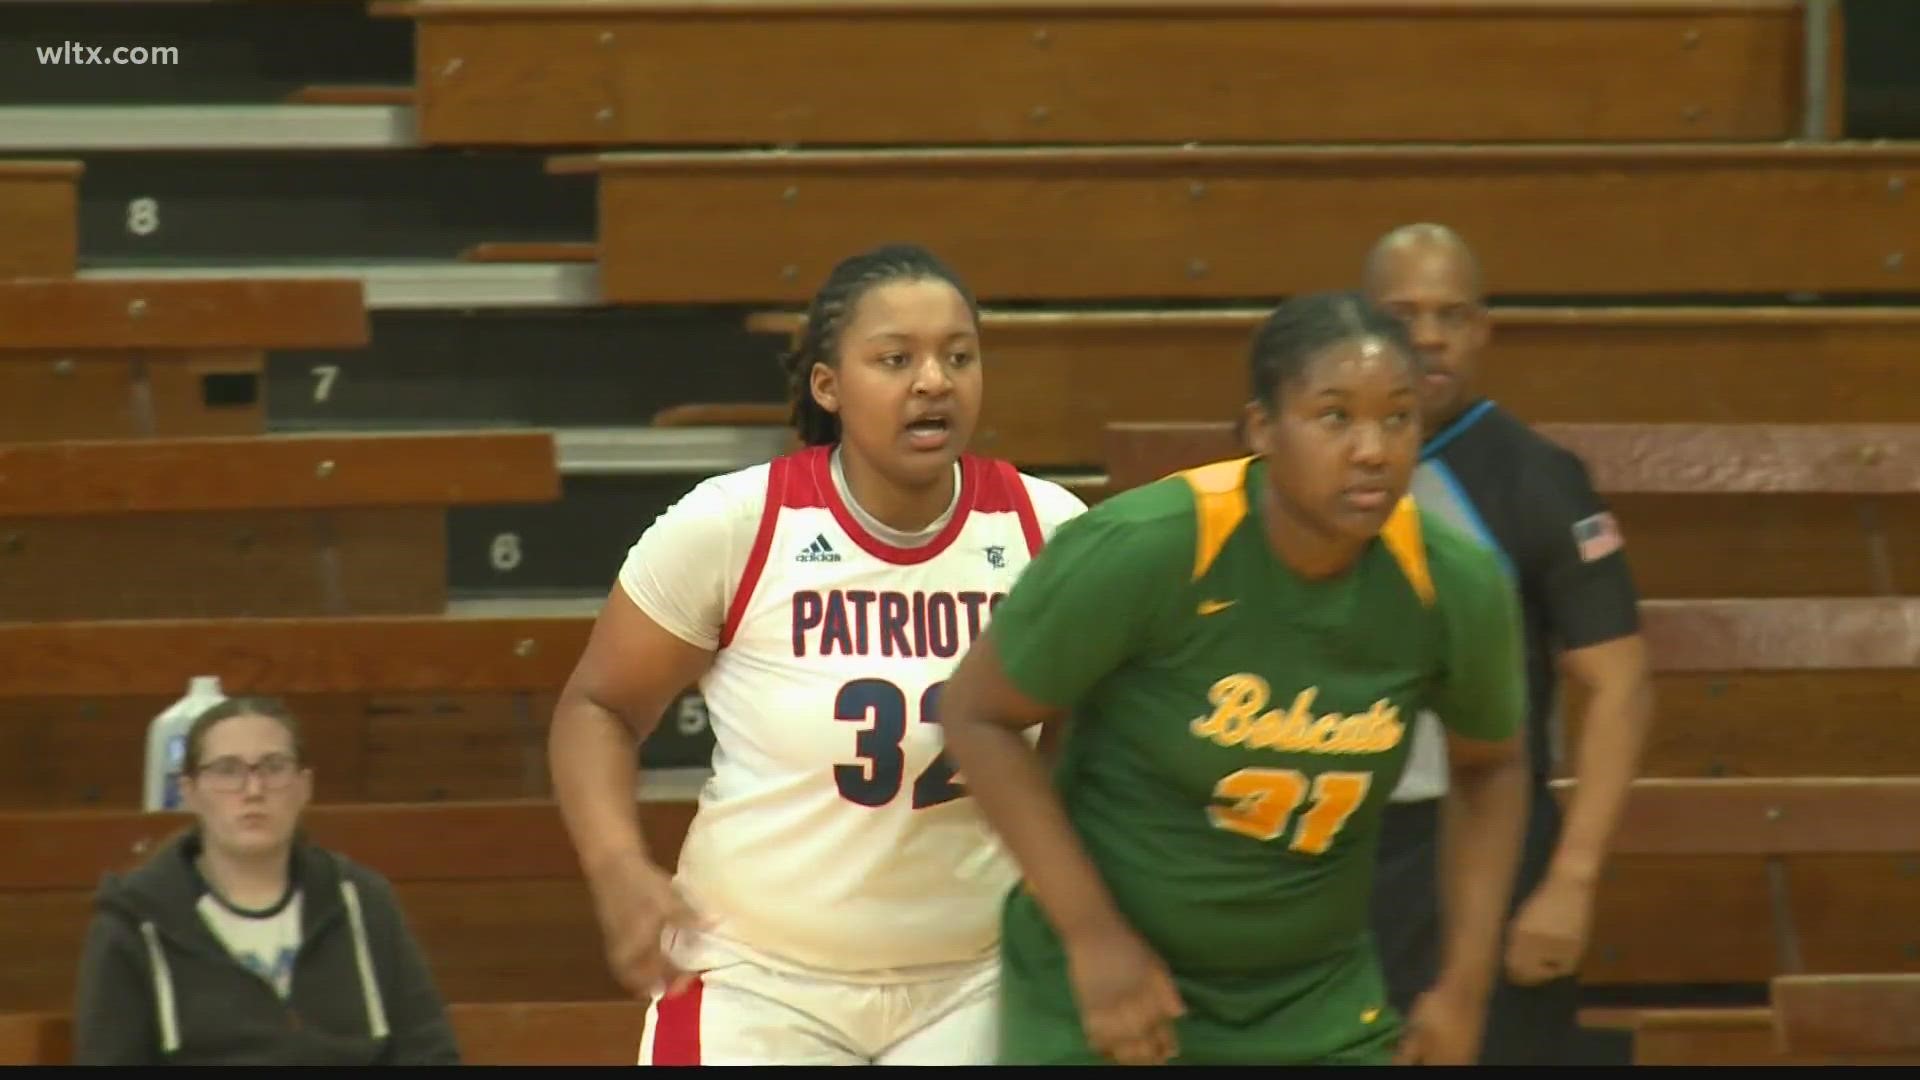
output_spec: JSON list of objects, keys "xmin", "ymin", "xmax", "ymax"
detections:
[
  {"xmin": 987, "ymin": 459, "xmax": 1045, "ymax": 556},
  {"xmin": 719, "ymin": 456, "xmax": 790, "ymax": 649},
  {"xmin": 650, "ymin": 977, "xmax": 705, "ymax": 1065},
  {"xmin": 804, "ymin": 446, "xmax": 981, "ymax": 566},
  {"xmin": 776, "ymin": 445, "xmax": 833, "ymax": 510}
]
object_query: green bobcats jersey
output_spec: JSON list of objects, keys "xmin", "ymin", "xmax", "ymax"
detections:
[{"xmin": 989, "ymin": 455, "xmax": 1525, "ymax": 977}]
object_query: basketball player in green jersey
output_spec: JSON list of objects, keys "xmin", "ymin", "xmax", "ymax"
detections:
[{"xmin": 939, "ymin": 291, "xmax": 1532, "ymax": 1066}]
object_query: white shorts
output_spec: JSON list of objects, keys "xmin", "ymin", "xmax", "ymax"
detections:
[{"xmin": 635, "ymin": 935, "xmax": 998, "ymax": 1065}]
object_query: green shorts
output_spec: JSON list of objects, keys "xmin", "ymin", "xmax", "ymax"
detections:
[{"xmin": 999, "ymin": 901, "xmax": 1400, "ymax": 1065}]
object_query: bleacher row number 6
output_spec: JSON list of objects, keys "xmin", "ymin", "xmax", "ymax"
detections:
[{"xmin": 489, "ymin": 533, "xmax": 522, "ymax": 572}]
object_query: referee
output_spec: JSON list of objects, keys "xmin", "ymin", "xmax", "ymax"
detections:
[{"xmin": 1361, "ymin": 224, "xmax": 1656, "ymax": 1065}]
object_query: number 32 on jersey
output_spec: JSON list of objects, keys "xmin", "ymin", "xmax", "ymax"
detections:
[{"xmin": 832, "ymin": 678, "xmax": 965, "ymax": 810}]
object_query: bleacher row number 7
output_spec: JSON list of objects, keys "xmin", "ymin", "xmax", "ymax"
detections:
[{"xmin": 311, "ymin": 365, "xmax": 341, "ymax": 403}]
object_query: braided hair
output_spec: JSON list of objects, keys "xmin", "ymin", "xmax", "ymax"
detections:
[
  {"xmin": 782, "ymin": 244, "xmax": 979, "ymax": 447},
  {"xmin": 1248, "ymin": 290, "xmax": 1417, "ymax": 410}
]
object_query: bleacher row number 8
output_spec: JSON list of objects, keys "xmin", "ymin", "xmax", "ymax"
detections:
[{"xmin": 126, "ymin": 197, "xmax": 159, "ymax": 237}]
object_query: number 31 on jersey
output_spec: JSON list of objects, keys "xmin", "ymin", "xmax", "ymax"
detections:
[{"xmin": 1209, "ymin": 768, "xmax": 1371, "ymax": 855}]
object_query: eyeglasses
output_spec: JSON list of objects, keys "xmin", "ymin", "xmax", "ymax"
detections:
[{"xmin": 191, "ymin": 753, "xmax": 301, "ymax": 793}]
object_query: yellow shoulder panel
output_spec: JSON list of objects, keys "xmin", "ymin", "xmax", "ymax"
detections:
[
  {"xmin": 1378, "ymin": 495, "xmax": 1437, "ymax": 607},
  {"xmin": 1177, "ymin": 456, "xmax": 1254, "ymax": 581}
]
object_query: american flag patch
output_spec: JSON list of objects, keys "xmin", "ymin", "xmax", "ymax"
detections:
[{"xmin": 1571, "ymin": 511, "xmax": 1624, "ymax": 562}]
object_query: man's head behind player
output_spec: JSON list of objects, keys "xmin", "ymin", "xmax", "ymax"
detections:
[
  {"xmin": 784, "ymin": 244, "xmax": 983, "ymax": 524},
  {"xmin": 1362, "ymin": 223, "xmax": 1490, "ymax": 433},
  {"xmin": 1241, "ymin": 290, "xmax": 1421, "ymax": 553}
]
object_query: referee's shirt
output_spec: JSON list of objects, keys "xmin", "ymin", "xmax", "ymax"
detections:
[{"xmin": 1391, "ymin": 398, "xmax": 1642, "ymax": 800}]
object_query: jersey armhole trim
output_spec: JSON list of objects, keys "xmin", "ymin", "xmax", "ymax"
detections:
[
  {"xmin": 1380, "ymin": 496, "xmax": 1438, "ymax": 607},
  {"xmin": 719, "ymin": 456, "xmax": 788, "ymax": 649},
  {"xmin": 1179, "ymin": 456, "xmax": 1254, "ymax": 581},
  {"xmin": 1002, "ymin": 462, "xmax": 1046, "ymax": 556}
]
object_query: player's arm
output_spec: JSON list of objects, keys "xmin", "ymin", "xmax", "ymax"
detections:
[
  {"xmin": 1017, "ymin": 474, "xmax": 1093, "ymax": 758},
  {"xmin": 548, "ymin": 479, "xmax": 733, "ymax": 996},
  {"xmin": 549, "ymin": 586, "xmax": 712, "ymax": 879},
  {"xmin": 1509, "ymin": 452, "xmax": 1655, "ymax": 980},
  {"xmin": 942, "ymin": 633, "xmax": 1124, "ymax": 938},
  {"xmin": 941, "ymin": 506, "xmax": 1189, "ymax": 1063},
  {"xmin": 1426, "ymin": 547, "xmax": 1532, "ymax": 1010},
  {"xmin": 943, "ymin": 508, "xmax": 1173, "ymax": 940}
]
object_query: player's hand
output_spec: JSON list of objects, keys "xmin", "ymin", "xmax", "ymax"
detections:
[
  {"xmin": 1064, "ymin": 925, "xmax": 1186, "ymax": 1065},
  {"xmin": 1504, "ymin": 871, "xmax": 1594, "ymax": 986},
  {"xmin": 1393, "ymin": 979, "xmax": 1487, "ymax": 1065},
  {"xmin": 586, "ymin": 856, "xmax": 706, "ymax": 1002}
]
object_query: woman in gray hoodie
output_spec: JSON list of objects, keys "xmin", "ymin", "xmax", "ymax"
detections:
[{"xmin": 72, "ymin": 696, "xmax": 461, "ymax": 1065}]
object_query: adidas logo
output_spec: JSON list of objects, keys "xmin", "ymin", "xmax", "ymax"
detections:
[{"xmin": 795, "ymin": 534, "xmax": 842, "ymax": 564}]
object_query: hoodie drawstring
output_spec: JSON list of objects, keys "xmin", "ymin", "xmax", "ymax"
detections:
[
  {"xmin": 139, "ymin": 922, "xmax": 182, "ymax": 1055},
  {"xmin": 339, "ymin": 879, "xmax": 391, "ymax": 1040},
  {"xmin": 137, "ymin": 875, "xmax": 392, "ymax": 1054}
]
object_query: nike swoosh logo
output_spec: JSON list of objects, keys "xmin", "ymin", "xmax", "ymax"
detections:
[{"xmin": 1197, "ymin": 599, "xmax": 1236, "ymax": 615}]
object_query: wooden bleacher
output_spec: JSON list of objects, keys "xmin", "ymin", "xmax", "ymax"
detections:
[
  {"xmin": 1771, "ymin": 973, "xmax": 1920, "ymax": 1062},
  {"xmin": 0, "ymin": 162, "xmax": 80, "ymax": 279},
  {"xmin": 0, "ymin": 278, "xmax": 367, "ymax": 354},
  {"xmin": 0, "ymin": 430, "xmax": 555, "ymax": 518},
  {"xmin": 8, "ymin": 0, "xmax": 1915, "ymax": 1065},
  {"xmin": 0, "ymin": 603, "xmax": 590, "ymax": 699},
  {"xmin": 1102, "ymin": 420, "xmax": 1920, "ymax": 599},
  {"xmin": 1570, "ymin": 776, "xmax": 1920, "ymax": 987},
  {"xmin": 744, "ymin": 306, "xmax": 1920, "ymax": 469},
  {"xmin": 0, "ymin": 163, "xmax": 576, "ymax": 813},
  {"xmin": 0, "ymin": 1000, "xmax": 650, "ymax": 1065},
  {"xmin": 553, "ymin": 143, "xmax": 1918, "ymax": 303},
  {"xmin": 0, "ymin": 431, "xmax": 558, "ymax": 621},
  {"xmin": 1571, "ymin": 784, "xmax": 1920, "ymax": 1065},
  {"xmin": 0, "ymin": 601, "xmax": 594, "ymax": 808},
  {"xmin": 0, "ymin": 799, "xmax": 695, "ymax": 1014},
  {"xmin": 0, "ymin": 278, "xmax": 369, "ymax": 442},
  {"xmin": 391, "ymin": 0, "xmax": 1831, "ymax": 146},
  {"xmin": 0, "ymin": 779, "xmax": 1912, "ymax": 1062}
]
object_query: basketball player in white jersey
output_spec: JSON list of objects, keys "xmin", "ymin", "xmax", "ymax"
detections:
[{"xmin": 548, "ymin": 244, "xmax": 1087, "ymax": 1065}]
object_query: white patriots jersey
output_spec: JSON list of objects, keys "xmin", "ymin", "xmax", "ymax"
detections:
[{"xmin": 665, "ymin": 447, "xmax": 1075, "ymax": 976}]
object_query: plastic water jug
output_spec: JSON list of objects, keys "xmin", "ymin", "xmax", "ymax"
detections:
[{"xmin": 143, "ymin": 675, "xmax": 227, "ymax": 811}]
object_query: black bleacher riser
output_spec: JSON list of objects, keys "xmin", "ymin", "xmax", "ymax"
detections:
[
  {"xmin": 265, "ymin": 308, "xmax": 787, "ymax": 432},
  {"xmin": 640, "ymin": 692, "xmax": 717, "ymax": 770},
  {"xmin": 447, "ymin": 474, "xmax": 708, "ymax": 600},
  {"xmin": 437, "ymin": 471, "xmax": 758, "ymax": 772},
  {"xmin": 76, "ymin": 151, "xmax": 592, "ymax": 263}
]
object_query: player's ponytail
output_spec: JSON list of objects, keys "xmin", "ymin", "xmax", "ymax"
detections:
[
  {"xmin": 782, "ymin": 244, "xmax": 980, "ymax": 447},
  {"xmin": 1247, "ymin": 290, "xmax": 1418, "ymax": 411}
]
